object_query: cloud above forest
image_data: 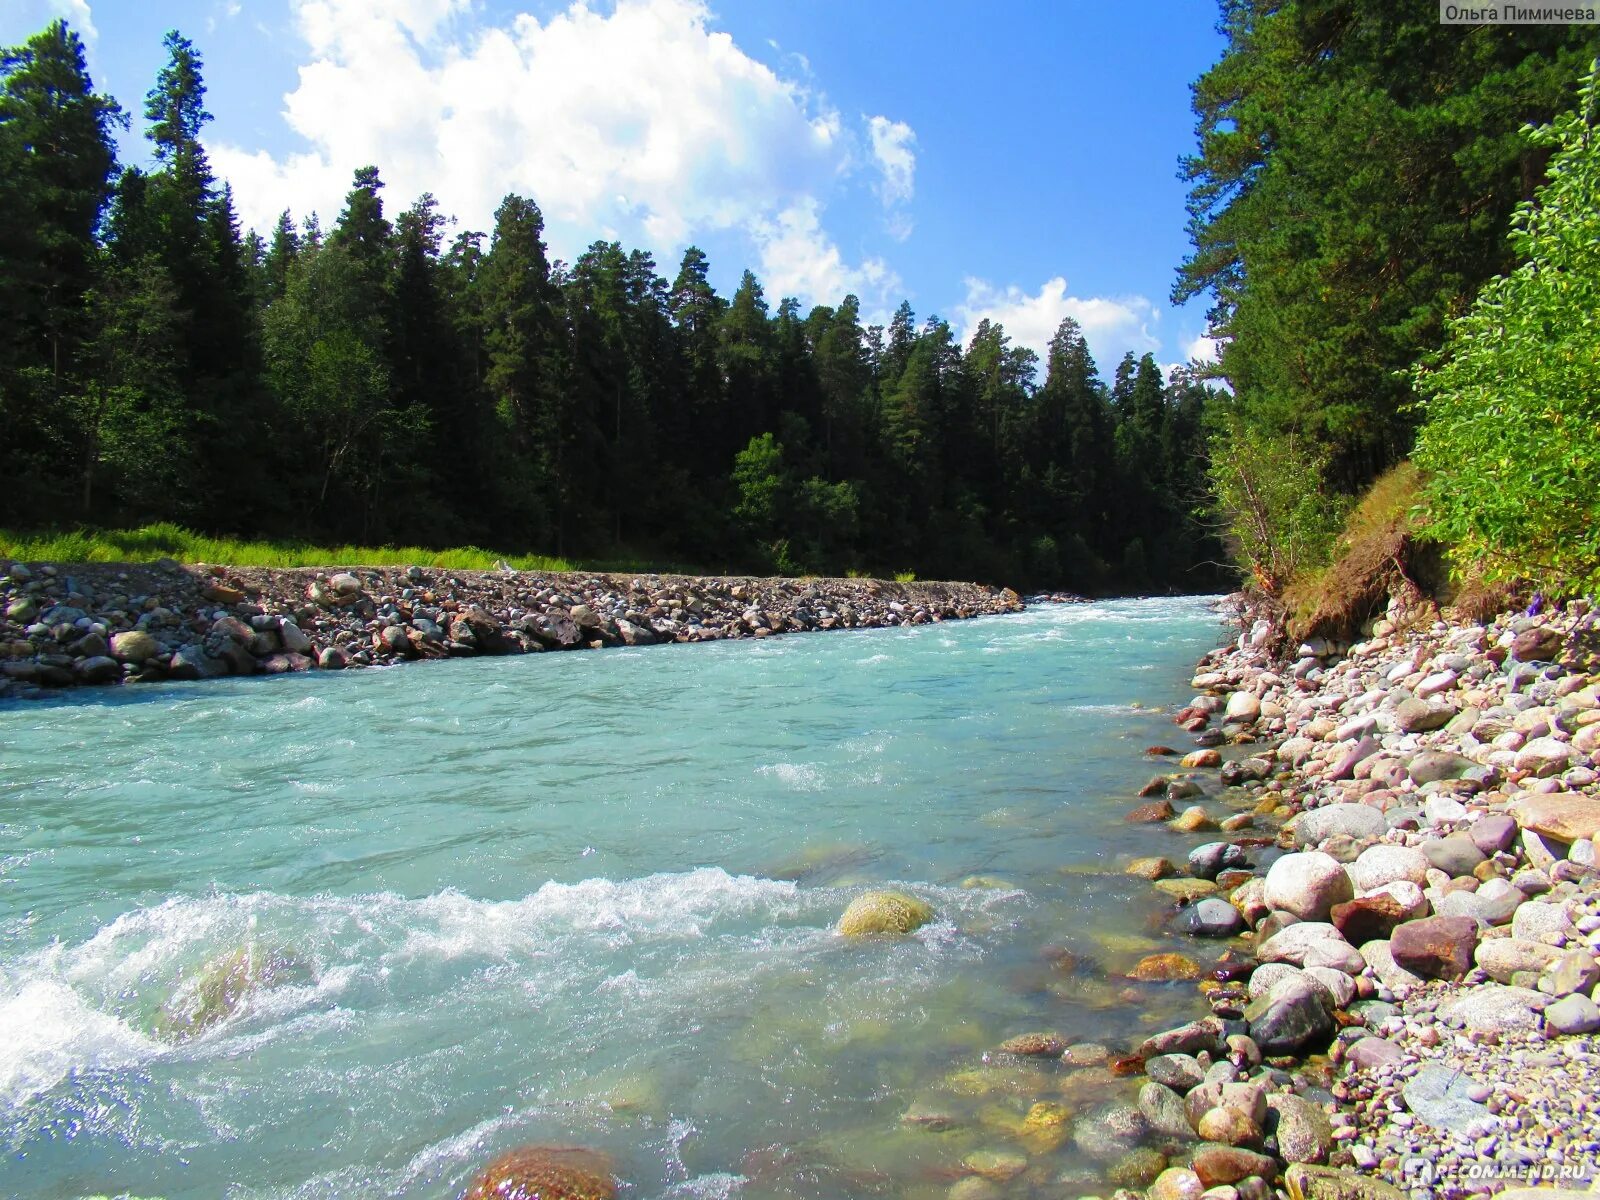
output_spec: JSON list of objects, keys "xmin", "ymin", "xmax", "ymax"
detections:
[
  {"xmin": 955, "ymin": 276, "xmax": 1161, "ymax": 379},
  {"xmin": 211, "ymin": 0, "xmax": 906, "ymax": 310}
]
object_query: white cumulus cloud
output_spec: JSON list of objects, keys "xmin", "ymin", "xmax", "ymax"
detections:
[
  {"xmin": 866, "ymin": 114, "xmax": 915, "ymax": 216},
  {"xmin": 11, "ymin": 0, "xmax": 97, "ymax": 41},
  {"xmin": 750, "ymin": 199, "xmax": 900, "ymax": 312},
  {"xmin": 210, "ymin": 0, "xmax": 905, "ymax": 309},
  {"xmin": 955, "ymin": 276, "xmax": 1161, "ymax": 375}
]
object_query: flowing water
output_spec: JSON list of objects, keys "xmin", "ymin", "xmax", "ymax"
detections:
[{"xmin": 0, "ymin": 596, "xmax": 1226, "ymax": 1199}]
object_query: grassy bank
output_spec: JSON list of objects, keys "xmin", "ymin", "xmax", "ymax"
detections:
[
  {"xmin": 0, "ymin": 525, "xmax": 929, "ymax": 582},
  {"xmin": 0, "ymin": 523, "xmax": 590, "ymax": 573}
]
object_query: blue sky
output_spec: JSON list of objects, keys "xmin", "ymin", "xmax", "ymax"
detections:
[{"xmin": 3, "ymin": 0, "xmax": 1225, "ymax": 376}]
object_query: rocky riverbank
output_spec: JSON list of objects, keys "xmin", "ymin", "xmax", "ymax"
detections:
[
  {"xmin": 1096, "ymin": 594, "xmax": 1600, "ymax": 1199},
  {"xmin": 0, "ymin": 557, "xmax": 1025, "ymax": 700}
]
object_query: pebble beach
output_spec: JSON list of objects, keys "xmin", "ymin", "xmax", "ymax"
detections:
[{"xmin": 1103, "ymin": 591, "xmax": 1600, "ymax": 1200}]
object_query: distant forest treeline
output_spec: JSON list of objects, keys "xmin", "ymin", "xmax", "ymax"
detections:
[{"xmin": 0, "ymin": 21, "xmax": 1228, "ymax": 592}]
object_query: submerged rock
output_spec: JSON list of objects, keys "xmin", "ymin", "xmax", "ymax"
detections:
[
  {"xmin": 836, "ymin": 891, "xmax": 934, "ymax": 936},
  {"xmin": 1284, "ymin": 1163, "xmax": 1406, "ymax": 1199},
  {"xmin": 996, "ymin": 1032, "xmax": 1067, "ymax": 1057},
  {"xmin": 462, "ymin": 1146, "xmax": 617, "ymax": 1200},
  {"xmin": 1128, "ymin": 952, "xmax": 1204, "ymax": 982},
  {"xmin": 156, "ymin": 943, "xmax": 301, "ymax": 1040}
]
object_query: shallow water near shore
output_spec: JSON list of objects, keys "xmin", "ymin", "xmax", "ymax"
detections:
[{"xmin": 0, "ymin": 596, "xmax": 1225, "ymax": 1199}]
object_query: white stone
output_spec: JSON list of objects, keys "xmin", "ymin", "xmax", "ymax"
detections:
[
  {"xmin": 1225, "ymin": 691, "xmax": 1262, "ymax": 723},
  {"xmin": 1513, "ymin": 900, "xmax": 1574, "ymax": 944},
  {"xmin": 1416, "ymin": 670, "xmax": 1457, "ymax": 699},
  {"xmin": 1264, "ymin": 852, "xmax": 1355, "ymax": 921},
  {"xmin": 1516, "ymin": 737, "xmax": 1574, "ymax": 777},
  {"xmin": 1348, "ymin": 845, "xmax": 1431, "ymax": 892}
]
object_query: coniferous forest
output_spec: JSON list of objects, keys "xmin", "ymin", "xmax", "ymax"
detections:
[{"xmin": 0, "ymin": 21, "xmax": 1227, "ymax": 594}]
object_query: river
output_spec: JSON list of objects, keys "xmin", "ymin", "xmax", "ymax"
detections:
[{"xmin": 0, "ymin": 595, "xmax": 1224, "ymax": 1199}]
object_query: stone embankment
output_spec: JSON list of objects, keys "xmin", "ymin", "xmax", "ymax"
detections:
[
  {"xmin": 1108, "ymin": 595, "xmax": 1600, "ymax": 1199},
  {"xmin": 0, "ymin": 558, "xmax": 1022, "ymax": 699}
]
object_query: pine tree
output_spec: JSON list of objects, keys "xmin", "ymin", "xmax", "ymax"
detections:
[
  {"xmin": 0, "ymin": 18, "xmax": 123, "ymax": 517},
  {"xmin": 478, "ymin": 193, "xmax": 568, "ymax": 548}
]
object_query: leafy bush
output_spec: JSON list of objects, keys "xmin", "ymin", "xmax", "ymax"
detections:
[
  {"xmin": 1413, "ymin": 66, "xmax": 1600, "ymax": 595},
  {"xmin": 1205, "ymin": 416, "xmax": 1345, "ymax": 596}
]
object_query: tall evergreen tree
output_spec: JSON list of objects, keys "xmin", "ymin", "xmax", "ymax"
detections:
[
  {"xmin": 0, "ymin": 19, "xmax": 123, "ymax": 517},
  {"xmin": 478, "ymin": 193, "xmax": 568, "ymax": 547}
]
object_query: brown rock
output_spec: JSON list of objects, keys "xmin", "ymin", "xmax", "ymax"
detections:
[
  {"xmin": 463, "ymin": 1147, "xmax": 617, "ymax": 1200},
  {"xmin": 1127, "ymin": 798, "xmax": 1176, "ymax": 822},
  {"xmin": 1170, "ymin": 805, "xmax": 1219, "ymax": 832},
  {"xmin": 1330, "ymin": 893, "xmax": 1410, "ymax": 944},
  {"xmin": 997, "ymin": 1032, "xmax": 1067, "ymax": 1057},
  {"xmin": 1129, "ymin": 952, "xmax": 1204, "ymax": 982},
  {"xmin": 1148, "ymin": 1167, "xmax": 1206, "ymax": 1200},
  {"xmin": 1182, "ymin": 748, "xmax": 1223, "ymax": 769},
  {"xmin": 1511, "ymin": 626, "xmax": 1564, "ymax": 663},
  {"xmin": 1509, "ymin": 793, "xmax": 1600, "ymax": 843},
  {"xmin": 1284, "ymin": 1162, "xmax": 1407, "ymax": 1199},
  {"xmin": 1125, "ymin": 856, "xmax": 1175, "ymax": 880},
  {"xmin": 1196, "ymin": 1104, "xmax": 1262, "ymax": 1147},
  {"xmin": 1193, "ymin": 1143, "xmax": 1278, "ymax": 1187},
  {"xmin": 1390, "ymin": 915, "xmax": 1479, "ymax": 981},
  {"xmin": 202, "ymin": 581, "xmax": 244, "ymax": 604}
]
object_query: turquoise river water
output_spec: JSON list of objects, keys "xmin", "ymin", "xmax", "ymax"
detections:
[{"xmin": 0, "ymin": 596, "xmax": 1225, "ymax": 1199}]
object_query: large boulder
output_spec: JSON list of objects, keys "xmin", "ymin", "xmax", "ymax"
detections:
[
  {"xmin": 1284, "ymin": 1164, "xmax": 1406, "ymax": 1199},
  {"xmin": 1247, "ymin": 974, "xmax": 1335, "ymax": 1056},
  {"xmin": 463, "ymin": 1146, "xmax": 617, "ymax": 1200},
  {"xmin": 1439, "ymin": 984, "xmax": 1548, "ymax": 1034},
  {"xmin": 1268, "ymin": 1092, "xmax": 1333, "ymax": 1165},
  {"xmin": 836, "ymin": 891, "xmax": 934, "ymax": 936},
  {"xmin": 1406, "ymin": 750, "xmax": 1476, "ymax": 786},
  {"xmin": 109, "ymin": 629, "xmax": 159, "ymax": 663},
  {"xmin": 1175, "ymin": 897, "xmax": 1246, "ymax": 937},
  {"xmin": 1264, "ymin": 852, "xmax": 1354, "ymax": 922},
  {"xmin": 1515, "ymin": 737, "xmax": 1574, "ymax": 778},
  {"xmin": 156, "ymin": 943, "xmax": 300, "ymax": 1040},
  {"xmin": 1346, "ymin": 845, "xmax": 1430, "ymax": 892},
  {"xmin": 1510, "ymin": 625, "xmax": 1563, "ymax": 662},
  {"xmin": 1225, "ymin": 691, "xmax": 1261, "ymax": 723},
  {"xmin": 1331, "ymin": 891, "xmax": 1415, "ymax": 945},
  {"xmin": 1421, "ymin": 835, "xmax": 1486, "ymax": 878},
  {"xmin": 1509, "ymin": 793, "xmax": 1600, "ymax": 843},
  {"xmin": 1394, "ymin": 698, "xmax": 1454, "ymax": 734},
  {"xmin": 1293, "ymin": 804, "xmax": 1386, "ymax": 847},
  {"xmin": 1473, "ymin": 938, "xmax": 1561, "ymax": 984}
]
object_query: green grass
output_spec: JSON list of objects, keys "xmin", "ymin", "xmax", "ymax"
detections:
[{"xmin": 0, "ymin": 522, "xmax": 583, "ymax": 573}]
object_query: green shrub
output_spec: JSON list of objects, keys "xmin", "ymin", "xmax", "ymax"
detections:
[
  {"xmin": 1204, "ymin": 416, "xmax": 1344, "ymax": 596},
  {"xmin": 1413, "ymin": 66, "xmax": 1600, "ymax": 595}
]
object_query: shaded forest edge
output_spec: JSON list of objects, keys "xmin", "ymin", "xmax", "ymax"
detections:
[{"xmin": 0, "ymin": 21, "xmax": 1230, "ymax": 599}]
